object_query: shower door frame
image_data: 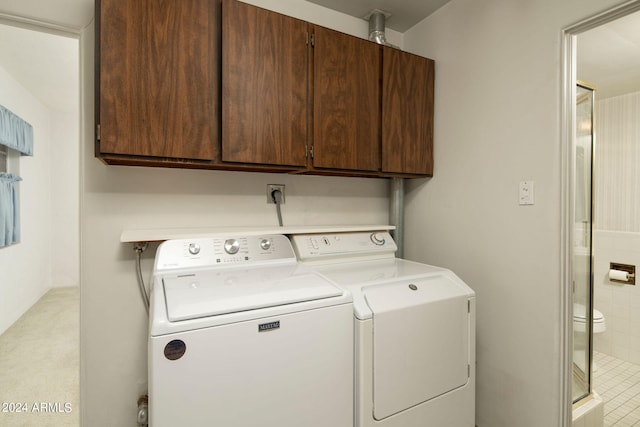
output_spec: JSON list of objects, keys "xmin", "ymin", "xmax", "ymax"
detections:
[{"xmin": 572, "ymin": 81, "xmax": 595, "ymax": 404}]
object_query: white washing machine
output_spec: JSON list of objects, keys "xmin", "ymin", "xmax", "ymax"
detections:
[
  {"xmin": 291, "ymin": 231, "xmax": 476, "ymax": 427},
  {"xmin": 149, "ymin": 234, "xmax": 353, "ymax": 427}
]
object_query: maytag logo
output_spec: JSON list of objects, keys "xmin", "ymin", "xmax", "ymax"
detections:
[{"xmin": 258, "ymin": 320, "xmax": 280, "ymax": 332}]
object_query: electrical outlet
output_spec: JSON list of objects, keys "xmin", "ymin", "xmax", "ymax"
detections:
[{"xmin": 267, "ymin": 184, "xmax": 285, "ymax": 204}]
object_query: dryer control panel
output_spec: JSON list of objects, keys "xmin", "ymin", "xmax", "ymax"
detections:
[
  {"xmin": 291, "ymin": 231, "xmax": 397, "ymax": 262},
  {"xmin": 154, "ymin": 234, "xmax": 296, "ymax": 272}
]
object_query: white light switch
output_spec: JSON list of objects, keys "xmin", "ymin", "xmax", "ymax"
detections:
[{"xmin": 519, "ymin": 181, "xmax": 535, "ymax": 205}]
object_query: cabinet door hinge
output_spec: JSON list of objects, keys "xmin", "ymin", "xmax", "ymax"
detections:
[
  {"xmin": 96, "ymin": 124, "xmax": 101, "ymax": 141},
  {"xmin": 309, "ymin": 33, "xmax": 315, "ymax": 48},
  {"xmin": 308, "ymin": 144, "xmax": 314, "ymax": 159}
]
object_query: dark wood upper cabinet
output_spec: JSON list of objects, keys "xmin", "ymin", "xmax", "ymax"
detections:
[
  {"xmin": 222, "ymin": 0, "xmax": 308, "ymax": 167},
  {"xmin": 96, "ymin": 0, "xmax": 435, "ymax": 177},
  {"xmin": 382, "ymin": 47, "xmax": 435, "ymax": 175},
  {"xmin": 97, "ymin": 0, "xmax": 220, "ymax": 163},
  {"xmin": 312, "ymin": 26, "xmax": 381, "ymax": 172}
]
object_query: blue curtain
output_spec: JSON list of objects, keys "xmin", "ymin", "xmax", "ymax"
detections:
[
  {"xmin": 0, "ymin": 105, "xmax": 32, "ymax": 248},
  {"xmin": 0, "ymin": 104, "xmax": 33, "ymax": 156},
  {"xmin": 0, "ymin": 173, "xmax": 21, "ymax": 247}
]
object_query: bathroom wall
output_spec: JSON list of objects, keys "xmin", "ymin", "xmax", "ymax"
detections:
[
  {"xmin": 594, "ymin": 91, "xmax": 640, "ymax": 233},
  {"xmin": 593, "ymin": 91, "xmax": 640, "ymax": 364},
  {"xmin": 593, "ymin": 230, "xmax": 640, "ymax": 364}
]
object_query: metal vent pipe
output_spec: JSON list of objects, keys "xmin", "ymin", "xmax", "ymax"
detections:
[
  {"xmin": 367, "ymin": 10, "xmax": 398, "ymax": 48},
  {"xmin": 389, "ymin": 178, "xmax": 405, "ymax": 259}
]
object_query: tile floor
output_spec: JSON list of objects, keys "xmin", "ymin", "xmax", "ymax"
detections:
[{"xmin": 594, "ymin": 351, "xmax": 640, "ymax": 426}]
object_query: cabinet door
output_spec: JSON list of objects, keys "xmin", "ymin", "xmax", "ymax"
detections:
[
  {"xmin": 222, "ymin": 0, "xmax": 308, "ymax": 167},
  {"xmin": 97, "ymin": 0, "xmax": 219, "ymax": 161},
  {"xmin": 382, "ymin": 47, "xmax": 434, "ymax": 175},
  {"xmin": 312, "ymin": 26, "xmax": 381, "ymax": 172}
]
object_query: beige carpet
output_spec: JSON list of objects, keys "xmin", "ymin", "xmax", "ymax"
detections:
[{"xmin": 0, "ymin": 287, "xmax": 79, "ymax": 427}]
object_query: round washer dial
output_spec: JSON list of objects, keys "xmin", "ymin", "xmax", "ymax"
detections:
[
  {"xmin": 224, "ymin": 239, "xmax": 240, "ymax": 254},
  {"xmin": 370, "ymin": 232, "xmax": 386, "ymax": 246},
  {"xmin": 260, "ymin": 238, "xmax": 272, "ymax": 250}
]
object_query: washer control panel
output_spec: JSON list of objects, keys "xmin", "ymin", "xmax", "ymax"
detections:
[
  {"xmin": 291, "ymin": 231, "xmax": 397, "ymax": 262},
  {"xmin": 154, "ymin": 234, "xmax": 295, "ymax": 271}
]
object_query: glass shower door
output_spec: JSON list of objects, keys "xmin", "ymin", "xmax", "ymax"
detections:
[{"xmin": 572, "ymin": 83, "xmax": 595, "ymax": 403}]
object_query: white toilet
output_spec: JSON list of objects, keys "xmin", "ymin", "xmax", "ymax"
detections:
[
  {"xmin": 573, "ymin": 303, "xmax": 606, "ymax": 334},
  {"xmin": 574, "ymin": 303, "xmax": 606, "ymax": 372}
]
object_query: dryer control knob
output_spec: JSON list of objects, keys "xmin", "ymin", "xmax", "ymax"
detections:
[
  {"xmin": 188, "ymin": 243, "xmax": 200, "ymax": 255},
  {"xmin": 260, "ymin": 238, "xmax": 272, "ymax": 250},
  {"xmin": 370, "ymin": 232, "xmax": 386, "ymax": 246},
  {"xmin": 224, "ymin": 239, "xmax": 240, "ymax": 254}
]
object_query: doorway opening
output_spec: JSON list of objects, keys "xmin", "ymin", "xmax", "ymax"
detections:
[
  {"xmin": 564, "ymin": 1, "xmax": 640, "ymax": 425},
  {"xmin": 0, "ymin": 19, "xmax": 80, "ymax": 427}
]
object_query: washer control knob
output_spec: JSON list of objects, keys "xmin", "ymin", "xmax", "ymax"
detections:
[
  {"xmin": 260, "ymin": 238, "xmax": 272, "ymax": 250},
  {"xmin": 188, "ymin": 243, "xmax": 200, "ymax": 255},
  {"xmin": 224, "ymin": 239, "xmax": 240, "ymax": 254},
  {"xmin": 370, "ymin": 232, "xmax": 386, "ymax": 246}
]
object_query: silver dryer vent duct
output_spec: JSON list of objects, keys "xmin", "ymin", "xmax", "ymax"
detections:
[{"xmin": 366, "ymin": 9, "xmax": 397, "ymax": 48}]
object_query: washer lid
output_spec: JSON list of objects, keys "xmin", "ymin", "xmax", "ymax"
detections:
[{"xmin": 161, "ymin": 264, "xmax": 344, "ymax": 321}]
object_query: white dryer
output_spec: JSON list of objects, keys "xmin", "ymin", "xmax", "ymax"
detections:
[
  {"xmin": 291, "ymin": 231, "xmax": 476, "ymax": 427},
  {"xmin": 149, "ymin": 234, "xmax": 353, "ymax": 427}
]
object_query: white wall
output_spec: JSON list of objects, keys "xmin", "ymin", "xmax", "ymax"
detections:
[
  {"xmin": 0, "ymin": 65, "xmax": 53, "ymax": 335},
  {"xmin": 79, "ymin": 3, "xmax": 391, "ymax": 424},
  {"xmin": 50, "ymin": 108, "xmax": 79, "ymax": 288},
  {"xmin": 402, "ymin": 0, "xmax": 621, "ymax": 426},
  {"xmin": 242, "ymin": 0, "xmax": 403, "ymax": 45}
]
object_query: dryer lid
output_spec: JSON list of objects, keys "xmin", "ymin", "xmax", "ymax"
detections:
[
  {"xmin": 162, "ymin": 264, "xmax": 343, "ymax": 321},
  {"xmin": 364, "ymin": 274, "xmax": 471, "ymax": 420}
]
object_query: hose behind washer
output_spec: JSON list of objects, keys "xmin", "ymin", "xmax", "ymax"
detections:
[{"xmin": 134, "ymin": 243, "xmax": 150, "ymax": 313}]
